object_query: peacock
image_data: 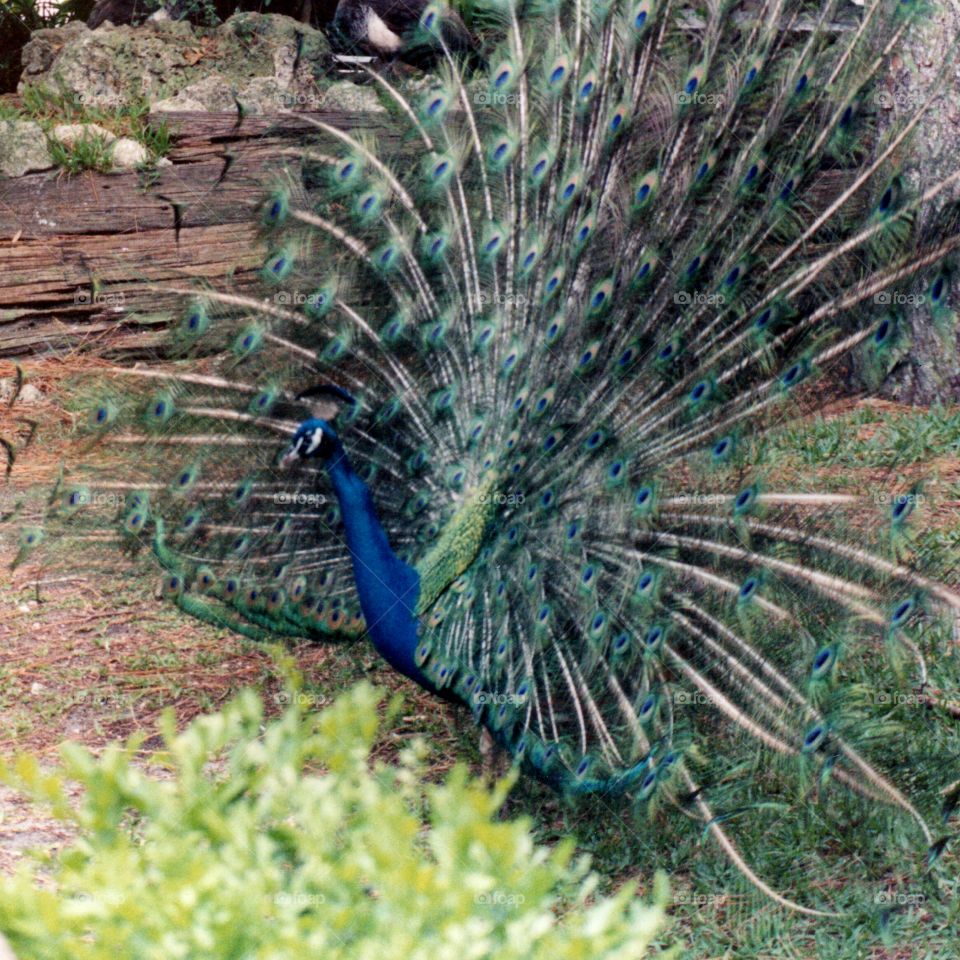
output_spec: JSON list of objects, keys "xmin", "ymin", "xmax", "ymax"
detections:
[
  {"xmin": 330, "ymin": 0, "xmax": 482, "ymax": 67},
  {"xmin": 10, "ymin": 0, "xmax": 960, "ymax": 918}
]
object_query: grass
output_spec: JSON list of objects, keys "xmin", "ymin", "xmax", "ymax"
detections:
[
  {"xmin": 0, "ymin": 84, "xmax": 171, "ymax": 173},
  {"xmin": 759, "ymin": 401, "xmax": 960, "ymax": 469},
  {"xmin": 2, "ymin": 370, "xmax": 959, "ymax": 957}
]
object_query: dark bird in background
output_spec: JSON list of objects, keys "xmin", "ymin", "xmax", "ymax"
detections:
[
  {"xmin": 84, "ymin": 0, "xmax": 478, "ymax": 70},
  {"xmin": 330, "ymin": 0, "xmax": 481, "ymax": 68}
]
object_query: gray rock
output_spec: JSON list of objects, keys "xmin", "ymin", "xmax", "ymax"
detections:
[
  {"xmin": 318, "ymin": 81, "xmax": 385, "ymax": 113},
  {"xmin": 151, "ymin": 72, "xmax": 238, "ymax": 112},
  {"xmin": 19, "ymin": 13, "xmax": 331, "ymax": 112},
  {"xmin": 51, "ymin": 122, "xmax": 117, "ymax": 147},
  {"xmin": 18, "ymin": 20, "xmax": 90, "ymax": 83},
  {"xmin": 154, "ymin": 72, "xmax": 329, "ymax": 114},
  {"xmin": 0, "ymin": 380, "xmax": 43, "ymax": 404},
  {"xmin": 0, "ymin": 120, "xmax": 54, "ymax": 178},
  {"xmin": 110, "ymin": 136, "xmax": 150, "ymax": 169}
]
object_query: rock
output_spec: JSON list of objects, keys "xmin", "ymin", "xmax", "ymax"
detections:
[
  {"xmin": 18, "ymin": 384, "xmax": 44, "ymax": 404},
  {"xmin": 86, "ymin": 0, "xmax": 324, "ymax": 30},
  {"xmin": 0, "ymin": 120, "xmax": 54, "ymax": 178},
  {"xmin": 152, "ymin": 72, "xmax": 242, "ymax": 112},
  {"xmin": 318, "ymin": 80, "xmax": 385, "ymax": 113},
  {"xmin": 0, "ymin": 379, "xmax": 43, "ymax": 403},
  {"xmin": 152, "ymin": 91, "xmax": 208, "ymax": 112},
  {"xmin": 51, "ymin": 122, "xmax": 117, "ymax": 147},
  {"xmin": 18, "ymin": 20, "xmax": 90, "ymax": 83},
  {"xmin": 235, "ymin": 76, "xmax": 296, "ymax": 114},
  {"xmin": 19, "ymin": 13, "xmax": 331, "ymax": 112},
  {"xmin": 109, "ymin": 136, "xmax": 150, "ymax": 169}
]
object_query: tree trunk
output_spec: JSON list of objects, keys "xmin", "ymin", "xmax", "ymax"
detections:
[{"xmin": 876, "ymin": 4, "xmax": 960, "ymax": 405}]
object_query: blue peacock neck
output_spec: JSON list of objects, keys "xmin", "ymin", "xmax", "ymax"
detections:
[
  {"xmin": 322, "ymin": 437, "xmax": 499, "ymax": 691},
  {"xmin": 323, "ymin": 439, "xmax": 430, "ymax": 687},
  {"xmin": 324, "ymin": 446, "xmax": 652, "ymax": 797}
]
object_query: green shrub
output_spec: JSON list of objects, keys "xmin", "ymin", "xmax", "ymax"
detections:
[{"xmin": 0, "ymin": 680, "xmax": 674, "ymax": 959}]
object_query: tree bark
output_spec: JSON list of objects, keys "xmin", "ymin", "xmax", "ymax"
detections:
[{"xmin": 877, "ymin": 3, "xmax": 960, "ymax": 405}]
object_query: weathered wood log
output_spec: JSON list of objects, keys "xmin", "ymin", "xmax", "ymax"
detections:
[
  {"xmin": 0, "ymin": 109, "xmax": 397, "ymax": 358},
  {"xmin": 0, "ymin": 105, "xmax": 870, "ymax": 364}
]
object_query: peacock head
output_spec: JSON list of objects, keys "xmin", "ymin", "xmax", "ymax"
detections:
[
  {"xmin": 279, "ymin": 383, "xmax": 356, "ymax": 467},
  {"xmin": 280, "ymin": 418, "xmax": 341, "ymax": 466}
]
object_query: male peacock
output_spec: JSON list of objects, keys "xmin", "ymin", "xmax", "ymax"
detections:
[{"xmin": 11, "ymin": 0, "xmax": 960, "ymax": 917}]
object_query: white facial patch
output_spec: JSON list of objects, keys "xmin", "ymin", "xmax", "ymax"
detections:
[
  {"xmin": 365, "ymin": 8, "xmax": 403, "ymax": 53},
  {"xmin": 305, "ymin": 427, "xmax": 324, "ymax": 455}
]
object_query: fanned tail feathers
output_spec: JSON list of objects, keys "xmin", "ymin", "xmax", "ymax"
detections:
[{"xmin": 9, "ymin": 0, "xmax": 960, "ymax": 915}]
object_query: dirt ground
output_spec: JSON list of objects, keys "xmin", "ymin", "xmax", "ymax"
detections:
[{"xmin": 0, "ymin": 358, "xmax": 466, "ymax": 875}]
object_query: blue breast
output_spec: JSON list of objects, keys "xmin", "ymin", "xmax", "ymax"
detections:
[{"xmin": 325, "ymin": 445, "xmax": 433, "ymax": 687}]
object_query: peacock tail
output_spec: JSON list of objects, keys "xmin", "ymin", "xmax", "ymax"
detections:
[{"xmin": 10, "ymin": 0, "xmax": 960, "ymax": 915}]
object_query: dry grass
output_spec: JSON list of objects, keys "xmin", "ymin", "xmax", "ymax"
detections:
[{"xmin": 1, "ymin": 356, "xmax": 470, "ymax": 874}]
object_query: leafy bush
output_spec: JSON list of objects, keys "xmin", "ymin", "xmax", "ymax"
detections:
[{"xmin": 0, "ymin": 680, "xmax": 674, "ymax": 959}]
